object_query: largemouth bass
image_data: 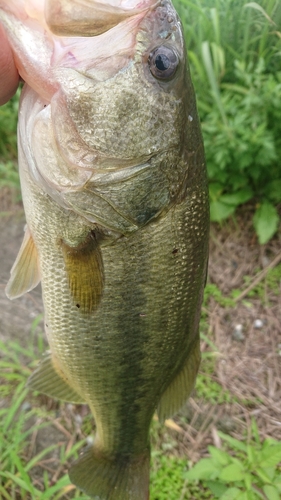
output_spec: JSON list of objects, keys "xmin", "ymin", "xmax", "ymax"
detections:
[{"xmin": 0, "ymin": 0, "xmax": 209, "ymax": 498}]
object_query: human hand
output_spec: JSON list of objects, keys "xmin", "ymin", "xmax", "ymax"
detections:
[{"xmin": 0, "ymin": 24, "xmax": 19, "ymax": 105}]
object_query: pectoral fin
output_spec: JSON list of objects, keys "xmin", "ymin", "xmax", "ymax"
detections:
[
  {"xmin": 27, "ymin": 351, "xmax": 85, "ymax": 403},
  {"xmin": 157, "ymin": 337, "xmax": 201, "ymax": 422},
  {"xmin": 61, "ymin": 231, "xmax": 104, "ymax": 314},
  {"xmin": 5, "ymin": 226, "xmax": 40, "ymax": 299}
]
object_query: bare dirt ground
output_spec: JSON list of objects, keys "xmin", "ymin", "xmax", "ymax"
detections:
[
  {"xmin": 179, "ymin": 204, "xmax": 281, "ymax": 462},
  {"xmin": 0, "ymin": 190, "xmax": 280, "ymax": 491}
]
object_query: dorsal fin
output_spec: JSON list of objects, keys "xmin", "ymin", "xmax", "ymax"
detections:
[
  {"xmin": 61, "ymin": 231, "xmax": 104, "ymax": 314},
  {"xmin": 5, "ymin": 226, "xmax": 40, "ymax": 299}
]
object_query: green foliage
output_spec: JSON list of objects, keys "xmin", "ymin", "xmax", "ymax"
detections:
[
  {"xmin": 0, "ymin": 335, "xmax": 88, "ymax": 499},
  {"xmin": 0, "ymin": 91, "xmax": 19, "ymax": 161},
  {"xmin": 203, "ymin": 283, "xmax": 235, "ymax": 308},
  {"xmin": 151, "ymin": 454, "xmax": 213, "ymax": 499},
  {"xmin": 196, "ymin": 353, "xmax": 235, "ymax": 404},
  {"xmin": 174, "ymin": 0, "xmax": 281, "ymax": 242},
  {"xmin": 0, "ymin": 90, "xmax": 20, "ymax": 195},
  {"xmin": 185, "ymin": 422, "xmax": 281, "ymax": 499},
  {"xmin": 253, "ymin": 201, "xmax": 279, "ymax": 244},
  {"xmin": 232, "ymin": 263, "xmax": 281, "ymax": 304},
  {"xmin": 0, "ymin": 160, "xmax": 20, "ymax": 191}
]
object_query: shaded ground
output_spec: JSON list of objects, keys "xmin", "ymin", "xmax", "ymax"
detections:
[
  {"xmin": 0, "ymin": 192, "xmax": 280, "ymax": 494},
  {"xmin": 177, "ymin": 205, "xmax": 281, "ymax": 462}
]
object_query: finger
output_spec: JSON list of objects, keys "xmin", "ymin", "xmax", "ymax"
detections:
[{"xmin": 0, "ymin": 24, "xmax": 19, "ymax": 105}]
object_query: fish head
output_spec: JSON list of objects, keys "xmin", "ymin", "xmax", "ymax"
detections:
[
  {"xmin": 48, "ymin": 0, "xmax": 199, "ymax": 232},
  {"xmin": 56, "ymin": 0, "xmax": 192, "ymax": 166},
  {"xmin": 0, "ymin": 0, "xmax": 203, "ymax": 232}
]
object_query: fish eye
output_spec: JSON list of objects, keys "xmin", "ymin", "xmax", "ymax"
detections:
[{"xmin": 148, "ymin": 46, "xmax": 179, "ymax": 80}]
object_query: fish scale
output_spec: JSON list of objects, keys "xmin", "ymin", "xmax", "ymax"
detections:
[{"xmin": 1, "ymin": 0, "xmax": 209, "ymax": 497}]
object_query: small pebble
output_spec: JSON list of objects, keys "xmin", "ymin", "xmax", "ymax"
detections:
[
  {"xmin": 254, "ymin": 319, "xmax": 263, "ymax": 329},
  {"xmin": 21, "ymin": 401, "xmax": 31, "ymax": 412},
  {"xmin": 232, "ymin": 324, "xmax": 245, "ymax": 341},
  {"xmin": 261, "ymin": 256, "xmax": 270, "ymax": 267},
  {"xmin": 75, "ymin": 414, "xmax": 82, "ymax": 426}
]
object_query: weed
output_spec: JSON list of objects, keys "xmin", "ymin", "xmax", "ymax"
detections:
[
  {"xmin": 184, "ymin": 420, "xmax": 281, "ymax": 499},
  {"xmin": 203, "ymin": 283, "xmax": 235, "ymax": 308},
  {"xmin": 232, "ymin": 263, "xmax": 281, "ymax": 304},
  {"xmin": 151, "ymin": 454, "xmax": 214, "ymax": 499},
  {"xmin": 174, "ymin": 0, "xmax": 281, "ymax": 243},
  {"xmin": 0, "ymin": 332, "xmax": 88, "ymax": 499},
  {"xmin": 0, "ymin": 161, "xmax": 20, "ymax": 191},
  {"xmin": 0, "ymin": 91, "xmax": 19, "ymax": 161},
  {"xmin": 196, "ymin": 354, "xmax": 234, "ymax": 405}
]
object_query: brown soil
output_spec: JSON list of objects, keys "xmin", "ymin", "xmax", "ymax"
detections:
[
  {"xmin": 0, "ymin": 194, "xmax": 280, "ymax": 494},
  {"xmin": 174, "ymin": 205, "xmax": 281, "ymax": 462}
]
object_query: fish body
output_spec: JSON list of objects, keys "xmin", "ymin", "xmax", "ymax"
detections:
[{"xmin": 1, "ymin": 1, "xmax": 209, "ymax": 498}]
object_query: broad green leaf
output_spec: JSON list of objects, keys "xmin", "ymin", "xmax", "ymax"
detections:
[
  {"xmin": 210, "ymin": 200, "xmax": 236, "ymax": 221},
  {"xmin": 205, "ymin": 480, "xmax": 228, "ymax": 496},
  {"xmin": 255, "ymin": 467, "xmax": 273, "ymax": 484},
  {"xmin": 220, "ymin": 463, "xmax": 244, "ymax": 482},
  {"xmin": 220, "ymin": 487, "xmax": 241, "ymax": 500},
  {"xmin": 253, "ymin": 202, "xmax": 279, "ymax": 244},
  {"xmin": 208, "ymin": 446, "xmax": 230, "ymax": 465},
  {"xmin": 218, "ymin": 432, "xmax": 247, "ymax": 452},
  {"xmin": 259, "ymin": 450, "xmax": 281, "ymax": 468},
  {"xmin": 185, "ymin": 458, "xmax": 219, "ymax": 480},
  {"xmin": 261, "ymin": 467, "xmax": 276, "ymax": 481},
  {"xmin": 209, "ymin": 182, "xmax": 224, "ymax": 201},
  {"xmin": 244, "ymin": 473, "xmax": 254, "ymax": 490},
  {"xmin": 264, "ymin": 180, "xmax": 281, "ymax": 203},
  {"xmin": 259, "ymin": 444, "xmax": 281, "ymax": 467},
  {"xmin": 263, "ymin": 485, "xmax": 280, "ymax": 500},
  {"xmin": 235, "ymin": 492, "xmax": 251, "ymax": 500},
  {"xmin": 273, "ymin": 474, "xmax": 281, "ymax": 487},
  {"xmin": 220, "ymin": 188, "xmax": 253, "ymax": 206}
]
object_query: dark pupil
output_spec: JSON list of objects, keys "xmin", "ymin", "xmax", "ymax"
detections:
[{"xmin": 155, "ymin": 54, "xmax": 170, "ymax": 71}]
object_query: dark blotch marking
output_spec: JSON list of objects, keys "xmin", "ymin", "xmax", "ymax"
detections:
[
  {"xmin": 172, "ymin": 248, "xmax": 178, "ymax": 254},
  {"xmin": 136, "ymin": 208, "xmax": 158, "ymax": 225}
]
